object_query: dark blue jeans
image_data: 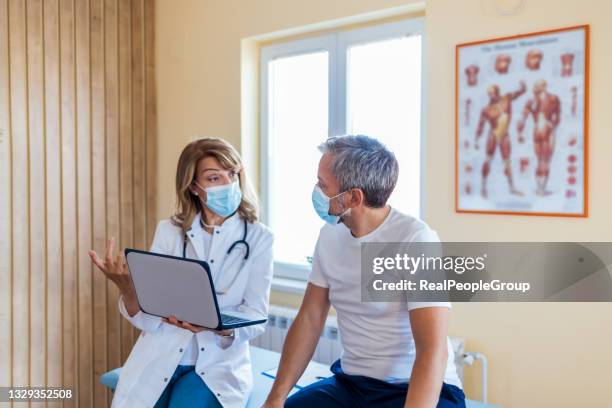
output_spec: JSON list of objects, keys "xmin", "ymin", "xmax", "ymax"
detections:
[{"xmin": 285, "ymin": 359, "xmax": 466, "ymax": 408}]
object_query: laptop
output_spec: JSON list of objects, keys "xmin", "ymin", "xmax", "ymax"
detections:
[{"xmin": 124, "ymin": 248, "xmax": 267, "ymax": 330}]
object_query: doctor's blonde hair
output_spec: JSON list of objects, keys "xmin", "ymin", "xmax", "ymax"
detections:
[{"xmin": 171, "ymin": 138, "xmax": 259, "ymax": 233}]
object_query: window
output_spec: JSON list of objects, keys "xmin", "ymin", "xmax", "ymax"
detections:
[{"xmin": 260, "ymin": 18, "xmax": 425, "ymax": 279}]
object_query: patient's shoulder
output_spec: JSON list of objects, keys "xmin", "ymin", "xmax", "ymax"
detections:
[{"xmin": 387, "ymin": 208, "xmax": 440, "ymax": 242}]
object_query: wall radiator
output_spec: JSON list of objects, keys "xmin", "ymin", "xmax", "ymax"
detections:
[{"xmin": 250, "ymin": 305, "xmax": 467, "ymax": 383}]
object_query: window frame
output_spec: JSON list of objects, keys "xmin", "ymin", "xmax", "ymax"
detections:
[{"xmin": 260, "ymin": 17, "xmax": 426, "ymax": 281}]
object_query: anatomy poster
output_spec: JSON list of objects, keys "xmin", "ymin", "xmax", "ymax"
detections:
[{"xmin": 456, "ymin": 26, "xmax": 589, "ymax": 217}]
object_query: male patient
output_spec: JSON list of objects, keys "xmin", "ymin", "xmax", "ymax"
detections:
[{"xmin": 263, "ymin": 135, "xmax": 465, "ymax": 408}]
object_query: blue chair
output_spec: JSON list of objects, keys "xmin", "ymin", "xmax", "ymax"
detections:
[
  {"xmin": 100, "ymin": 347, "xmax": 499, "ymax": 408},
  {"xmin": 100, "ymin": 367, "xmax": 122, "ymax": 390}
]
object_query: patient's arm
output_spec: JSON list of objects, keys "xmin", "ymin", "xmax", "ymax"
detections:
[
  {"xmin": 404, "ymin": 307, "xmax": 450, "ymax": 408},
  {"xmin": 263, "ymin": 283, "xmax": 330, "ymax": 407}
]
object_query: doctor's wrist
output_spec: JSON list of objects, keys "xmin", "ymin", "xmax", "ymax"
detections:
[
  {"xmin": 120, "ymin": 285, "xmax": 137, "ymax": 300},
  {"xmin": 120, "ymin": 288, "xmax": 141, "ymax": 317},
  {"xmin": 216, "ymin": 329, "xmax": 235, "ymax": 337}
]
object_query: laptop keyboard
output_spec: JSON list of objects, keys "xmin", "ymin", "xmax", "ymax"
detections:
[{"xmin": 220, "ymin": 313, "xmax": 249, "ymax": 325}]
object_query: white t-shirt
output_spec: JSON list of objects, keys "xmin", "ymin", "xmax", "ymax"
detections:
[{"xmin": 308, "ymin": 207, "xmax": 462, "ymax": 388}]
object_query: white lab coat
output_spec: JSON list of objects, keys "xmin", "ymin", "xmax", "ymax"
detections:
[{"xmin": 111, "ymin": 212, "xmax": 274, "ymax": 408}]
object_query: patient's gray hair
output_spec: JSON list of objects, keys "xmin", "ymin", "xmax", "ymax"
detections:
[{"xmin": 318, "ymin": 135, "xmax": 399, "ymax": 208}]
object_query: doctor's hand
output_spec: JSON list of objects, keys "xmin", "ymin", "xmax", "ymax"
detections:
[
  {"xmin": 89, "ymin": 237, "xmax": 140, "ymax": 317},
  {"xmin": 89, "ymin": 237, "xmax": 133, "ymax": 295},
  {"xmin": 164, "ymin": 316, "xmax": 234, "ymax": 337},
  {"xmin": 163, "ymin": 316, "xmax": 207, "ymax": 333}
]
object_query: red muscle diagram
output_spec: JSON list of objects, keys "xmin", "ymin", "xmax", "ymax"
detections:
[
  {"xmin": 525, "ymin": 49, "xmax": 543, "ymax": 70},
  {"xmin": 520, "ymin": 157, "xmax": 530, "ymax": 174},
  {"xmin": 517, "ymin": 80, "xmax": 561, "ymax": 196},
  {"xmin": 465, "ymin": 65, "xmax": 479, "ymax": 86},
  {"xmin": 561, "ymin": 53, "xmax": 575, "ymax": 77},
  {"xmin": 457, "ymin": 26, "xmax": 587, "ymax": 216},
  {"xmin": 465, "ymin": 98, "xmax": 472, "ymax": 126},
  {"xmin": 475, "ymin": 81, "xmax": 527, "ymax": 198},
  {"xmin": 495, "ymin": 54, "xmax": 512, "ymax": 74}
]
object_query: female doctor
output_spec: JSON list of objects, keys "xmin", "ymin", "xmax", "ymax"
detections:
[{"xmin": 89, "ymin": 138, "xmax": 274, "ymax": 408}]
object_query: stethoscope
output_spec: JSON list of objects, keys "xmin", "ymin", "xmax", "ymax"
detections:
[{"xmin": 182, "ymin": 218, "xmax": 250, "ymax": 294}]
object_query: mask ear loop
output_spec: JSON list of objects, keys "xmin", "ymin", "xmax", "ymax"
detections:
[
  {"xmin": 192, "ymin": 180, "xmax": 206, "ymax": 197},
  {"xmin": 192, "ymin": 181, "xmax": 209, "ymax": 224},
  {"xmin": 338, "ymin": 195, "xmax": 352, "ymax": 222},
  {"xmin": 331, "ymin": 189, "xmax": 352, "ymax": 223}
]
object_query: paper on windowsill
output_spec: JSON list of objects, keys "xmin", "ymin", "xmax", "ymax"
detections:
[{"xmin": 262, "ymin": 362, "xmax": 332, "ymax": 389}]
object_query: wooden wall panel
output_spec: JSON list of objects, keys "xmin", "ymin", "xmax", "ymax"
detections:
[
  {"xmin": 75, "ymin": 0, "xmax": 94, "ymax": 405},
  {"xmin": 118, "ymin": 0, "xmax": 134, "ymax": 362},
  {"xmin": 144, "ymin": 0, "xmax": 157, "ymax": 248},
  {"xmin": 131, "ymin": 0, "xmax": 145, "ymax": 344},
  {"xmin": 132, "ymin": 0, "xmax": 145, "ymax": 280},
  {"xmin": 90, "ymin": 0, "xmax": 108, "ymax": 406},
  {"xmin": 26, "ymin": 0, "xmax": 47, "ymax": 399},
  {"xmin": 0, "ymin": 1, "xmax": 157, "ymax": 407},
  {"xmin": 42, "ymin": 1, "xmax": 63, "ymax": 407},
  {"xmin": 0, "ymin": 1, "xmax": 12, "ymax": 407},
  {"xmin": 59, "ymin": 0, "xmax": 78, "ymax": 406},
  {"xmin": 8, "ymin": 1, "xmax": 31, "ymax": 405},
  {"xmin": 104, "ymin": 0, "xmax": 121, "ymax": 384}
]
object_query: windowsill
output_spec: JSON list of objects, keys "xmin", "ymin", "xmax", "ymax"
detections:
[{"xmin": 271, "ymin": 276, "xmax": 308, "ymax": 294}]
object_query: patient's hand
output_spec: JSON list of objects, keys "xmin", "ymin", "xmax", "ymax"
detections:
[{"xmin": 261, "ymin": 399, "xmax": 284, "ymax": 408}]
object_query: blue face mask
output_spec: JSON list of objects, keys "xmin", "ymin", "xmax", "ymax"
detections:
[
  {"xmin": 311, "ymin": 185, "xmax": 348, "ymax": 224},
  {"xmin": 197, "ymin": 181, "xmax": 242, "ymax": 218}
]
